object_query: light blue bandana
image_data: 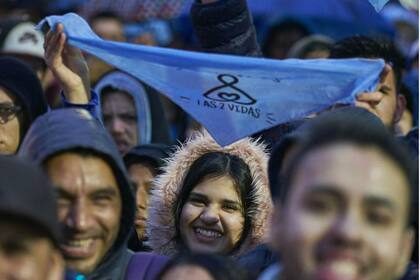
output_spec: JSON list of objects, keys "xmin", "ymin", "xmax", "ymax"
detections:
[{"xmin": 37, "ymin": 13, "xmax": 384, "ymax": 146}]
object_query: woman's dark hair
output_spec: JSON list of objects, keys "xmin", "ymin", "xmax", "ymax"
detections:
[
  {"xmin": 173, "ymin": 152, "xmax": 256, "ymax": 254},
  {"xmin": 157, "ymin": 252, "xmax": 250, "ymax": 280}
]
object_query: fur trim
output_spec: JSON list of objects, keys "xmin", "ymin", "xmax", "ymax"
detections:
[{"xmin": 146, "ymin": 131, "xmax": 272, "ymax": 257}]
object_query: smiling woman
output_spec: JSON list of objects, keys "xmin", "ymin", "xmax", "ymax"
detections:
[
  {"xmin": 176, "ymin": 154, "xmax": 250, "ymax": 255},
  {"xmin": 147, "ymin": 131, "xmax": 272, "ymax": 257}
]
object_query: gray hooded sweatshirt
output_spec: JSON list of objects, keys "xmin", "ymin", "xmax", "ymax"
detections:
[{"xmin": 18, "ymin": 108, "xmax": 167, "ymax": 280}]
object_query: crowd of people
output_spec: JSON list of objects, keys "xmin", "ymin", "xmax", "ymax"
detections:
[{"xmin": 0, "ymin": 0, "xmax": 418, "ymax": 279}]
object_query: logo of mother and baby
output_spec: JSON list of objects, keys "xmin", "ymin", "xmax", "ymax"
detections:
[{"xmin": 180, "ymin": 73, "xmax": 277, "ymax": 125}]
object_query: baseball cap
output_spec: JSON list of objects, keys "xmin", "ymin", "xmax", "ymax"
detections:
[{"xmin": 1, "ymin": 21, "xmax": 44, "ymax": 59}]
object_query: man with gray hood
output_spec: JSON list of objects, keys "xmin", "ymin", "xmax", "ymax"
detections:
[{"xmin": 18, "ymin": 108, "xmax": 168, "ymax": 280}]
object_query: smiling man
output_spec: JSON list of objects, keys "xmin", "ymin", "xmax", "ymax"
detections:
[
  {"xmin": 268, "ymin": 109, "xmax": 416, "ymax": 280},
  {"xmin": 18, "ymin": 108, "xmax": 168, "ymax": 280},
  {"xmin": 44, "ymin": 152, "xmax": 122, "ymax": 275}
]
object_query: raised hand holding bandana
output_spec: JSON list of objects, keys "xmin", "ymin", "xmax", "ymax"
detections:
[{"xmin": 37, "ymin": 13, "xmax": 384, "ymax": 146}]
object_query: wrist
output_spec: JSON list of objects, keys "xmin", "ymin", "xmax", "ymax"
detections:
[{"xmin": 63, "ymin": 84, "xmax": 91, "ymax": 104}]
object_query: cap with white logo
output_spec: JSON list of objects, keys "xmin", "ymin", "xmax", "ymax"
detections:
[{"xmin": 1, "ymin": 22, "xmax": 44, "ymax": 59}]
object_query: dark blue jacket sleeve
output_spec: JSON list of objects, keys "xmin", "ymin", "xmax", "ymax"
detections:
[
  {"xmin": 61, "ymin": 90, "xmax": 99, "ymax": 119},
  {"xmin": 190, "ymin": 0, "xmax": 262, "ymax": 57}
]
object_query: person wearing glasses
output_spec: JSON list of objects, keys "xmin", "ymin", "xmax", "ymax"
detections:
[{"xmin": 0, "ymin": 56, "xmax": 47, "ymax": 154}]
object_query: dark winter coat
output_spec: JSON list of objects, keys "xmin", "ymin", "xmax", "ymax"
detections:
[{"xmin": 190, "ymin": 0, "xmax": 261, "ymax": 57}]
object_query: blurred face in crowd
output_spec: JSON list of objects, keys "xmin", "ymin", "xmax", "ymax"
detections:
[
  {"xmin": 91, "ymin": 17, "xmax": 125, "ymax": 42},
  {"xmin": 271, "ymin": 143, "xmax": 413, "ymax": 280},
  {"xmin": 265, "ymin": 25, "xmax": 308, "ymax": 59},
  {"xmin": 128, "ymin": 161, "xmax": 156, "ymax": 241},
  {"xmin": 0, "ymin": 219, "xmax": 63, "ymax": 280},
  {"xmin": 303, "ymin": 48, "xmax": 330, "ymax": 59},
  {"xmin": 89, "ymin": 17, "xmax": 125, "ymax": 82},
  {"xmin": 160, "ymin": 265, "xmax": 213, "ymax": 280},
  {"xmin": 179, "ymin": 175, "xmax": 245, "ymax": 254},
  {"xmin": 0, "ymin": 86, "xmax": 24, "ymax": 154},
  {"xmin": 102, "ymin": 91, "xmax": 138, "ymax": 155},
  {"xmin": 44, "ymin": 152, "xmax": 122, "ymax": 275}
]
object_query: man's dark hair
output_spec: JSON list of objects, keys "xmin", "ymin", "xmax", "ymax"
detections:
[
  {"xmin": 330, "ymin": 35, "xmax": 405, "ymax": 91},
  {"xmin": 123, "ymin": 144, "xmax": 172, "ymax": 176},
  {"xmin": 128, "ymin": 157, "xmax": 158, "ymax": 176},
  {"xmin": 100, "ymin": 85, "xmax": 133, "ymax": 103},
  {"xmin": 173, "ymin": 152, "xmax": 256, "ymax": 254},
  {"xmin": 269, "ymin": 107, "xmax": 416, "ymax": 225}
]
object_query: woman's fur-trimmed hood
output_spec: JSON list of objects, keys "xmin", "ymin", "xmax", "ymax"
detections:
[{"xmin": 147, "ymin": 131, "xmax": 272, "ymax": 257}]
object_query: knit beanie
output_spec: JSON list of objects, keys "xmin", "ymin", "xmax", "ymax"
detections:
[{"xmin": 0, "ymin": 155, "xmax": 61, "ymax": 246}]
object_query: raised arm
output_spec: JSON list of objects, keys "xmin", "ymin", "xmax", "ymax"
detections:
[{"xmin": 44, "ymin": 23, "xmax": 91, "ymax": 104}]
